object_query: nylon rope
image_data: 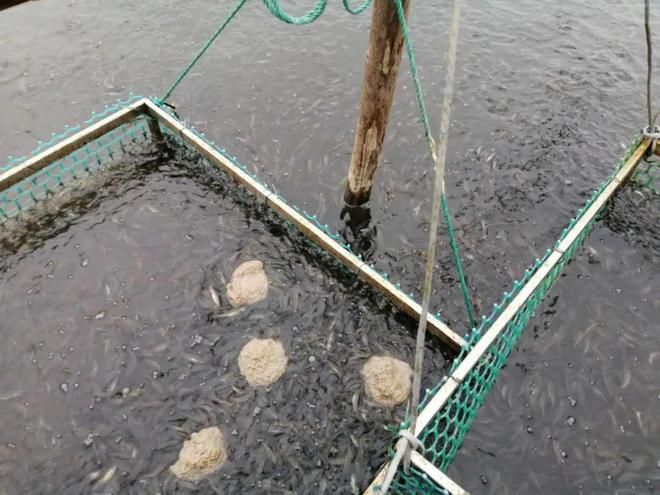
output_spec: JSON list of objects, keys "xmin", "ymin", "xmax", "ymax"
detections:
[
  {"xmin": 393, "ymin": 0, "xmax": 433, "ymax": 148},
  {"xmin": 645, "ymin": 0, "xmax": 653, "ymax": 130},
  {"xmin": 159, "ymin": 0, "xmax": 248, "ymax": 103},
  {"xmin": 159, "ymin": 0, "xmax": 374, "ymax": 103},
  {"xmin": 378, "ymin": 0, "xmax": 465, "ymax": 492},
  {"xmin": 394, "ymin": 0, "xmax": 476, "ymax": 330},
  {"xmin": 262, "ymin": 0, "xmax": 327, "ymax": 25},
  {"xmin": 342, "ymin": 0, "xmax": 372, "ymax": 16}
]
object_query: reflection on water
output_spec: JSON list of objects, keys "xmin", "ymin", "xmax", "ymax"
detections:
[{"xmin": 0, "ymin": 0, "xmax": 659, "ymax": 492}]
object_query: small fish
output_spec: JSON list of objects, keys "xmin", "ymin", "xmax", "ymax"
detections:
[
  {"xmin": 351, "ymin": 473, "xmax": 360, "ymax": 494},
  {"xmin": 0, "ymin": 390, "xmax": 21, "ymax": 401},
  {"xmin": 351, "ymin": 392, "xmax": 360, "ymax": 414},
  {"xmin": 217, "ymin": 308, "xmax": 243, "ymax": 319},
  {"xmin": 620, "ymin": 369, "xmax": 631, "ymax": 389},
  {"xmin": 634, "ymin": 409, "xmax": 647, "ymax": 438},
  {"xmin": 97, "ymin": 466, "xmax": 116, "ymax": 485},
  {"xmin": 209, "ymin": 286, "xmax": 220, "ymax": 307}
]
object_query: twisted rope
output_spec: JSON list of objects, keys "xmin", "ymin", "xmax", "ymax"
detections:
[
  {"xmin": 394, "ymin": 0, "xmax": 475, "ymax": 329},
  {"xmin": 393, "ymin": 0, "xmax": 433, "ymax": 148},
  {"xmin": 262, "ymin": 0, "xmax": 327, "ymax": 25},
  {"xmin": 342, "ymin": 0, "xmax": 372, "ymax": 16},
  {"xmin": 159, "ymin": 0, "xmax": 375, "ymax": 103},
  {"xmin": 442, "ymin": 194, "xmax": 476, "ymax": 328},
  {"xmin": 380, "ymin": 0, "xmax": 467, "ymax": 493},
  {"xmin": 159, "ymin": 0, "xmax": 248, "ymax": 103},
  {"xmin": 645, "ymin": 0, "xmax": 653, "ymax": 130}
]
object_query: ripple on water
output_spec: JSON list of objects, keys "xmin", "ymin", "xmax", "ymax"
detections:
[{"xmin": 0, "ymin": 148, "xmax": 449, "ymax": 494}]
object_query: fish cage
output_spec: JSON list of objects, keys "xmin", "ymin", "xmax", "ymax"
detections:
[{"xmin": 1, "ymin": 95, "xmax": 654, "ymax": 494}]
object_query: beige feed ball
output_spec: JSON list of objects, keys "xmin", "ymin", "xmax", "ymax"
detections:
[
  {"xmin": 238, "ymin": 338, "xmax": 288, "ymax": 387},
  {"xmin": 361, "ymin": 356, "xmax": 412, "ymax": 408},
  {"xmin": 170, "ymin": 426, "xmax": 227, "ymax": 481},
  {"xmin": 226, "ymin": 260, "xmax": 268, "ymax": 307}
]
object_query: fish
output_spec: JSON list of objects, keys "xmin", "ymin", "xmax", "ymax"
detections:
[
  {"xmin": 634, "ymin": 410, "xmax": 647, "ymax": 438},
  {"xmin": 0, "ymin": 390, "xmax": 21, "ymax": 401},
  {"xmin": 209, "ymin": 286, "xmax": 220, "ymax": 307},
  {"xmin": 350, "ymin": 473, "xmax": 360, "ymax": 494},
  {"xmin": 619, "ymin": 369, "xmax": 631, "ymax": 389},
  {"xmin": 96, "ymin": 466, "xmax": 117, "ymax": 485}
]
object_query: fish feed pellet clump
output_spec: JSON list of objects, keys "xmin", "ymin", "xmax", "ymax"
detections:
[
  {"xmin": 361, "ymin": 356, "xmax": 412, "ymax": 408},
  {"xmin": 170, "ymin": 426, "xmax": 227, "ymax": 481},
  {"xmin": 238, "ymin": 338, "xmax": 288, "ymax": 387},
  {"xmin": 226, "ymin": 260, "xmax": 269, "ymax": 307}
]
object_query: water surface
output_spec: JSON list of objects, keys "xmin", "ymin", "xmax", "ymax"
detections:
[{"xmin": 1, "ymin": 0, "xmax": 658, "ymax": 493}]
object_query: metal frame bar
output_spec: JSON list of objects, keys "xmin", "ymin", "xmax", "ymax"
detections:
[
  {"xmin": 141, "ymin": 99, "xmax": 465, "ymax": 350},
  {"xmin": 364, "ymin": 453, "xmax": 470, "ymax": 495},
  {"xmin": 363, "ymin": 137, "xmax": 651, "ymax": 494},
  {"xmin": 2, "ymin": 98, "xmax": 649, "ymax": 495},
  {"xmin": 410, "ymin": 452, "xmax": 470, "ymax": 495},
  {"xmin": 0, "ymin": 97, "xmax": 465, "ymax": 351},
  {"xmin": 0, "ymin": 99, "xmax": 147, "ymax": 191}
]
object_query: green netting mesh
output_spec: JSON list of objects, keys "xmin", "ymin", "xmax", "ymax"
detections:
[
  {"xmin": 388, "ymin": 135, "xmax": 643, "ymax": 493},
  {"xmin": 1, "ymin": 94, "xmax": 646, "ymax": 494},
  {"xmin": 0, "ymin": 94, "xmax": 149, "ymax": 222},
  {"xmin": 632, "ymin": 157, "xmax": 659, "ymax": 193},
  {"xmin": 389, "ymin": 464, "xmax": 449, "ymax": 495}
]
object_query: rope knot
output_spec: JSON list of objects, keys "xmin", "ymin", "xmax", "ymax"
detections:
[
  {"xmin": 643, "ymin": 125, "xmax": 660, "ymax": 140},
  {"xmin": 398, "ymin": 430, "xmax": 425, "ymax": 455},
  {"xmin": 643, "ymin": 125, "xmax": 660, "ymax": 155}
]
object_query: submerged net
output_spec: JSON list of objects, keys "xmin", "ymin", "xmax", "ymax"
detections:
[
  {"xmin": 388, "ymin": 135, "xmax": 643, "ymax": 493},
  {"xmin": 0, "ymin": 94, "xmax": 149, "ymax": 222},
  {"xmin": 0, "ymin": 96, "xmax": 646, "ymax": 494},
  {"xmin": 632, "ymin": 156, "xmax": 659, "ymax": 193}
]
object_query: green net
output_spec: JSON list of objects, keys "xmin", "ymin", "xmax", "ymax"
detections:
[
  {"xmin": 389, "ymin": 464, "xmax": 449, "ymax": 495},
  {"xmin": 0, "ymin": 95, "xmax": 151, "ymax": 222},
  {"xmin": 387, "ymin": 135, "xmax": 643, "ymax": 493},
  {"xmin": 1, "ymin": 94, "xmax": 646, "ymax": 494},
  {"xmin": 632, "ymin": 156, "xmax": 659, "ymax": 193}
]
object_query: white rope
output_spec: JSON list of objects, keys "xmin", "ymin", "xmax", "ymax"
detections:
[
  {"xmin": 377, "ymin": 0, "xmax": 465, "ymax": 492},
  {"xmin": 645, "ymin": 0, "xmax": 653, "ymax": 130}
]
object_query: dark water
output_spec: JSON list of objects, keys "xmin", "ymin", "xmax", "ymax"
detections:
[
  {"xmin": 0, "ymin": 147, "xmax": 449, "ymax": 494},
  {"xmin": 1, "ymin": 0, "xmax": 659, "ymax": 493}
]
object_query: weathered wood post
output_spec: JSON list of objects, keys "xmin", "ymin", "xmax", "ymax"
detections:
[{"xmin": 344, "ymin": 0, "xmax": 412, "ymax": 206}]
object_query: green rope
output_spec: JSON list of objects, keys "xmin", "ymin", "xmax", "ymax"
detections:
[
  {"xmin": 342, "ymin": 0, "xmax": 372, "ymax": 15},
  {"xmin": 441, "ymin": 194, "xmax": 476, "ymax": 328},
  {"xmin": 393, "ymin": 0, "xmax": 433, "ymax": 147},
  {"xmin": 159, "ymin": 0, "xmax": 248, "ymax": 103},
  {"xmin": 262, "ymin": 0, "xmax": 327, "ymax": 25},
  {"xmin": 159, "ymin": 0, "xmax": 376, "ymax": 103},
  {"xmin": 394, "ymin": 0, "xmax": 475, "ymax": 329}
]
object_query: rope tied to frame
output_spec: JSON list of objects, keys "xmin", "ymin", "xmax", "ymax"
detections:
[
  {"xmin": 644, "ymin": 0, "xmax": 660, "ymax": 155},
  {"xmin": 379, "ymin": 0, "xmax": 467, "ymax": 493},
  {"xmin": 158, "ymin": 0, "xmax": 249, "ymax": 104},
  {"xmin": 393, "ymin": 0, "xmax": 476, "ymax": 329}
]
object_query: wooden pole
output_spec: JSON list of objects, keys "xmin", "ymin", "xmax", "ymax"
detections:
[{"xmin": 344, "ymin": 0, "xmax": 411, "ymax": 206}]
